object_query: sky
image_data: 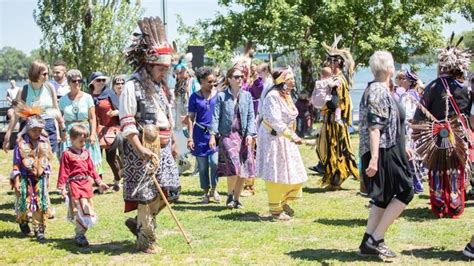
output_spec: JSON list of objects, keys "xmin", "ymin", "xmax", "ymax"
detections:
[{"xmin": 0, "ymin": 0, "xmax": 472, "ymax": 55}]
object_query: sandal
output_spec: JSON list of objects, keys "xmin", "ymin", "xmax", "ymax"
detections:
[
  {"xmin": 366, "ymin": 235, "xmax": 396, "ymax": 258},
  {"xmin": 282, "ymin": 204, "xmax": 294, "ymax": 217},
  {"xmin": 272, "ymin": 212, "xmax": 291, "ymax": 221},
  {"xmin": 212, "ymin": 190, "xmax": 221, "ymax": 203},
  {"xmin": 358, "ymin": 233, "xmax": 378, "ymax": 257}
]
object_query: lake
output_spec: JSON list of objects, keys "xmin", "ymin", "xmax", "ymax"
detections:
[{"xmin": 0, "ymin": 65, "xmax": 439, "ymax": 121}]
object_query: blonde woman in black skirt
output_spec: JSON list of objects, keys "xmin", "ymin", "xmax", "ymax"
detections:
[{"xmin": 358, "ymin": 51, "xmax": 414, "ymax": 258}]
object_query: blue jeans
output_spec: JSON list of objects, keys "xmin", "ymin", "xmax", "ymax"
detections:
[{"xmin": 196, "ymin": 152, "xmax": 218, "ymax": 190}]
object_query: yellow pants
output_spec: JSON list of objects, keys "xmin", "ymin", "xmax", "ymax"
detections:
[{"xmin": 265, "ymin": 181, "xmax": 303, "ymax": 215}]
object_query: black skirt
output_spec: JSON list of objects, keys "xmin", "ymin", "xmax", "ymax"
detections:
[{"xmin": 361, "ymin": 139, "xmax": 412, "ymax": 204}]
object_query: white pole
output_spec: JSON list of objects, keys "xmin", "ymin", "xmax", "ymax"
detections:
[{"xmin": 162, "ymin": 0, "xmax": 168, "ymax": 35}]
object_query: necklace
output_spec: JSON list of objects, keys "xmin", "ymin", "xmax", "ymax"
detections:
[
  {"xmin": 69, "ymin": 92, "xmax": 81, "ymax": 121},
  {"xmin": 32, "ymin": 86, "xmax": 43, "ymax": 102}
]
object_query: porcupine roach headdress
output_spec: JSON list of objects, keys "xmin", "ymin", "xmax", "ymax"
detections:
[
  {"xmin": 322, "ymin": 35, "xmax": 355, "ymax": 87},
  {"xmin": 438, "ymin": 32, "xmax": 471, "ymax": 76}
]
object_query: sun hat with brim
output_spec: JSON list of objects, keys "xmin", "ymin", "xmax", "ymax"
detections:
[{"xmin": 88, "ymin": 71, "xmax": 109, "ymax": 87}]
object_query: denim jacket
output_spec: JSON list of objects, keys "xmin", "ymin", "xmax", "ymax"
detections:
[{"xmin": 210, "ymin": 87, "xmax": 256, "ymax": 137}]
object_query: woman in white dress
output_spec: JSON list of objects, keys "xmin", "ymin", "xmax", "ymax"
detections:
[{"xmin": 256, "ymin": 67, "xmax": 308, "ymax": 221}]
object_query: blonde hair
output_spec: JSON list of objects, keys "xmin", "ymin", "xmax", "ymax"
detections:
[{"xmin": 28, "ymin": 60, "xmax": 49, "ymax": 82}]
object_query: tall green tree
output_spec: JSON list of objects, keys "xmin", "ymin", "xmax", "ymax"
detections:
[
  {"xmin": 0, "ymin": 47, "xmax": 30, "ymax": 80},
  {"xmin": 34, "ymin": 0, "xmax": 142, "ymax": 80},
  {"xmin": 179, "ymin": 0, "xmax": 458, "ymax": 91}
]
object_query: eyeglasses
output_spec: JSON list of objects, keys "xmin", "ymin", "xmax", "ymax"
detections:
[
  {"xmin": 96, "ymin": 79, "xmax": 106, "ymax": 82},
  {"xmin": 233, "ymin": 75, "xmax": 244, "ymax": 80},
  {"xmin": 71, "ymin": 79, "xmax": 83, "ymax": 84}
]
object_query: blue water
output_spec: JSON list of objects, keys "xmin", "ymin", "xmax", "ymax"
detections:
[
  {"xmin": 0, "ymin": 65, "xmax": 438, "ymax": 120},
  {"xmin": 345, "ymin": 64, "xmax": 437, "ymax": 121}
]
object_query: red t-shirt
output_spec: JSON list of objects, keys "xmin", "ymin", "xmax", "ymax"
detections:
[{"xmin": 57, "ymin": 148, "xmax": 101, "ymax": 199}]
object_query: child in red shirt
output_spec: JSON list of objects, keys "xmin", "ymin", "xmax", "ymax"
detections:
[{"xmin": 57, "ymin": 124, "xmax": 109, "ymax": 247}]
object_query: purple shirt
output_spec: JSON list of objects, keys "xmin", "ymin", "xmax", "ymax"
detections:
[
  {"xmin": 188, "ymin": 91, "xmax": 218, "ymax": 157},
  {"xmin": 12, "ymin": 134, "xmax": 51, "ymax": 178},
  {"xmin": 249, "ymin": 77, "xmax": 264, "ymax": 114}
]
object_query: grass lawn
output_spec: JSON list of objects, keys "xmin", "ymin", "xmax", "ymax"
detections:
[{"xmin": 0, "ymin": 136, "xmax": 473, "ymax": 265}]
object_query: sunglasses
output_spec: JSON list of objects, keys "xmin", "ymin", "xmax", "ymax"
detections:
[
  {"xmin": 71, "ymin": 79, "xmax": 83, "ymax": 84},
  {"xmin": 233, "ymin": 75, "xmax": 244, "ymax": 80},
  {"xmin": 41, "ymin": 72, "xmax": 49, "ymax": 77},
  {"xmin": 95, "ymin": 79, "xmax": 106, "ymax": 82},
  {"xmin": 115, "ymin": 82, "xmax": 124, "ymax": 85}
]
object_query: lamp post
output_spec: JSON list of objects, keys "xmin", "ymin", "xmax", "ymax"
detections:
[{"xmin": 161, "ymin": 0, "xmax": 167, "ymax": 35}]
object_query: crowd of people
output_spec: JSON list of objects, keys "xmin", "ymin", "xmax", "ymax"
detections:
[{"xmin": 3, "ymin": 16, "xmax": 474, "ymax": 259}]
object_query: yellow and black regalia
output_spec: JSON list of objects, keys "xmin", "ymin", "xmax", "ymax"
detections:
[{"xmin": 317, "ymin": 36, "xmax": 359, "ymax": 189}]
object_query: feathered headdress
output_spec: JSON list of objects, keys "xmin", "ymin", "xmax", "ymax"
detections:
[
  {"xmin": 15, "ymin": 101, "xmax": 42, "ymax": 120},
  {"xmin": 438, "ymin": 32, "xmax": 471, "ymax": 76},
  {"xmin": 15, "ymin": 101, "xmax": 45, "ymax": 137},
  {"xmin": 322, "ymin": 35, "xmax": 355, "ymax": 86},
  {"xmin": 125, "ymin": 16, "xmax": 174, "ymax": 69},
  {"xmin": 231, "ymin": 41, "xmax": 254, "ymax": 79}
]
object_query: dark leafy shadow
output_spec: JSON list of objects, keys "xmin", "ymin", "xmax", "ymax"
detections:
[
  {"xmin": 303, "ymin": 187, "xmax": 326, "ymax": 194},
  {"xmin": 465, "ymin": 202, "xmax": 474, "ymax": 208},
  {"xmin": 48, "ymin": 238, "xmax": 134, "ymax": 255},
  {"xmin": 400, "ymin": 207, "xmax": 437, "ymax": 221},
  {"xmin": 315, "ymin": 218, "xmax": 366, "ymax": 227},
  {"xmin": 0, "ymin": 229, "xmax": 23, "ymax": 238},
  {"xmin": 217, "ymin": 211, "xmax": 272, "ymax": 222},
  {"xmin": 174, "ymin": 204, "xmax": 228, "ymax": 212},
  {"xmin": 286, "ymin": 248, "xmax": 383, "ymax": 263},
  {"xmin": 49, "ymin": 196, "xmax": 65, "ymax": 205},
  {"xmin": 0, "ymin": 201, "xmax": 14, "ymax": 210},
  {"xmin": 179, "ymin": 190, "xmax": 227, "ymax": 197},
  {"xmin": 401, "ymin": 248, "xmax": 468, "ymax": 261},
  {"xmin": 417, "ymin": 194, "xmax": 430, "ymax": 200},
  {"xmin": 0, "ymin": 212, "xmax": 16, "ymax": 222}
]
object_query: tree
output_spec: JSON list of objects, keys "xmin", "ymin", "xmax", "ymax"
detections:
[
  {"xmin": 33, "ymin": 0, "xmax": 142, "ymax": 80},
  {"xmin": 178, "ymin": 0, "xmax": 458, "ymax": 91},
  {"xmin": 0, "ymin": 47, "xmax": 30, "ymax": 80}
]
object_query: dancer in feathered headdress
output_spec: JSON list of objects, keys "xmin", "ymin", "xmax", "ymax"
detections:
[
  {"xmin": 412, "ymin": 33, "xmax": 472, "ymax": 218},
  {"xmin": 10, "ymin": 102, "xmax": 53, "ymax": 244},
  {"xmin": 121, "ymin": 16, "xmax": 182, "ymax": 254},
  {"xmin": 317, "ymin": 35, "xmax": 359, "ymax": 189}
]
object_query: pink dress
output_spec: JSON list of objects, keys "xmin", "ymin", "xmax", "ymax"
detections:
[{"xmin": 256, "ymin": 90, "xmax": 308, "ymax": 184}]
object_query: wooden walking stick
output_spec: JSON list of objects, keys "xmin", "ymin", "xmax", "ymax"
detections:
[{"xmin": 149, "ymin": 161, "xmax": 192, "ymax": 248}]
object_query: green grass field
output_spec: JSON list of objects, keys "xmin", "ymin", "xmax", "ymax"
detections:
[{"xmin": 0, "ymin": 137, "xmax": 473, "ymax": 265}]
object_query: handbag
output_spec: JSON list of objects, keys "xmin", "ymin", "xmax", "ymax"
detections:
[{"xmin": 98, "ymin": 125, "xmax": 121, "ymax": 149}]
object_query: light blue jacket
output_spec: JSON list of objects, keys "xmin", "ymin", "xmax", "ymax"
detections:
[{"xmin": 210, "ymin": 87, "xmax": 256, "ymax": 137}]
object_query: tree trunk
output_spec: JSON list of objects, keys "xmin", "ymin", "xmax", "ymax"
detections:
[{"xmin": 300, "ymin": 55, "xmax": 315, "ymax": 92}]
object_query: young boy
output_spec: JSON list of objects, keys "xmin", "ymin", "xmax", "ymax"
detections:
[
  {"xmin": 57, "ymin": 124, "xmax": 109, "ymax": 247},
  {"xmin": 11, "ymin": 106, "xmax": 53, "ymax": 243}
]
